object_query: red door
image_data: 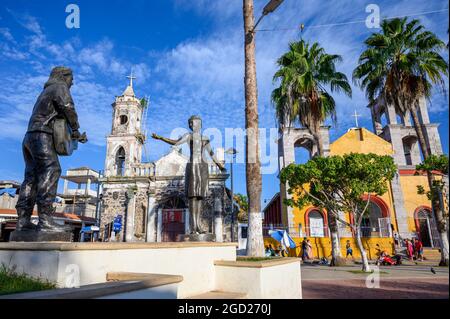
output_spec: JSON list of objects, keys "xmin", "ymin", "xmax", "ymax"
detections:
[{"xmin": 162, "ymin": 209, "xmax": 185, "ymax": 242}]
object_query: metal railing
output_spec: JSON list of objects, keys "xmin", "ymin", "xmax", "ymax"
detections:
[
  {"xmin": 264, "ymin": 219, "xmax": 393, "ymax": 239},
  {"xmin": 337, "ymin": 217, "xmax": 392, "ymax": 238}
]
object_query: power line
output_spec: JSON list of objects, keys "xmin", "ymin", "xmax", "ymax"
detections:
[{"xmin": 257, "ymin": 8, "xmax": 449, "ymax": 32}]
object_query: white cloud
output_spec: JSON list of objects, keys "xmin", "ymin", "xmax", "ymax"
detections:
[
  {"xmin": 0, "ymin": 27, "xmax": 15, "ymax": 42},
  {"xmin": 0, "ymin": 12, "xmax": 151, "ymax": 148}
]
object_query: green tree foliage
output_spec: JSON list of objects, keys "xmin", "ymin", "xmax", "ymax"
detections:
[
  {"xmin": 272, "ymin": 39, "xmax": 351, "ymax": 155},
  {"xmin": 353, "ymin": 17, "xmax": 448, "ymax": 112},
  {"xmin": 234, "ymin": 193, "xmax": 249, "ymax": 222},
  {"xmin": 280, "ymin": 153, "xmax": 397, "ymax": 271},
  {"xmin": 416, "ymin": 154, "xmax": 449, "ymax": 208}
]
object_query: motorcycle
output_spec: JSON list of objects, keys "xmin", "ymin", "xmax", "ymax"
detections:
[{"xmin": 375, "ymin": 251, "xmax": 402, "ymax": 266}]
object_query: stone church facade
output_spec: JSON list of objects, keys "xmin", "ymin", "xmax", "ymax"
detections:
[{"xmin": 99, "ymin": 79, "xmax": 231, "ymax": 242}]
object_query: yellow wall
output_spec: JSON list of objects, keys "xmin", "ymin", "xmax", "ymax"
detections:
[
  {"xmin": 399, "ymin": 173, "xmax": 432, "ymax": 234},
  {"xmin": 279, "ymin": 128, "xmax": 433, "ymax": 259},
  {"xmin": 329, "ymin": 128, "xmax": 393, "ymax": 157},
  {"xmin": 264, "ymin": 237, "xmax": 394, "ymax": 260}
]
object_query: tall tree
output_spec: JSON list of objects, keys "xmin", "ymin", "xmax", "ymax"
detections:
[
  {"xmin": 272, "ymin": 40, "xmax": 352, "ymax": 154},
  {"xmin": 243, "ymin": 0, "xmax": 264, "ymax": 257},
  {"xmin": 353, "ymin": 18, "xmax": 449, "ymax": 265},
  {"xmin": 281, "ymin": 153, "xmax": 397, "ymax": 272},
  {"xmin": 272, "ymin": 39, "xmax": 352, "ymax": 265},
  {"xmin": 416, "ymin": 154, "xmax": 449, "ymax": 265}
]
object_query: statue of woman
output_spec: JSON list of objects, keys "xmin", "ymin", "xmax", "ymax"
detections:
[{"xmin": 152, "ymin": 115, "xmax": 226, "ymax": 234}]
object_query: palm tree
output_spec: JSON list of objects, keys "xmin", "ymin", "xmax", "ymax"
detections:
[
  {"xmin": 273, "ymin": 40, "xmax": 352, "ymax": 154},
  {"xmin": 272, "ymin": 39, "xmax": 352, "ymax": 266},
  {"xmin": 353, "ymin": 17, "xmax": 449, "ymax": 265}
]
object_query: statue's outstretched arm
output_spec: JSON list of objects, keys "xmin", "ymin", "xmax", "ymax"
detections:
[
  {"xmin": 152, "ymin": 132, "xmax": 189, "ymax": 146},
  {"xmin": 204, "ymin": 141, "xmax": 226, "ymax": 171}
]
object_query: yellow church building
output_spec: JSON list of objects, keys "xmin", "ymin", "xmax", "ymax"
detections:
[{"xmin": 263, "ymin": 98, "xmax": 446, "ymax": 259}]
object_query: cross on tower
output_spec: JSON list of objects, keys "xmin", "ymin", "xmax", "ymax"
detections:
[
  {"xmin": 352, "ymin": 110, "xmax": 361, "ymax": 128},
  {"xmin": 126, "ymin": 70, "xmax": 136, "ymax": 88}
]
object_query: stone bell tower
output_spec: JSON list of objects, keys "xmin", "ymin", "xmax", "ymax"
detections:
[
  {"xmin": 104, "ymin": 72, "xmax": 145, "ymax": 177},
  {"xmin": 368, "ymin": 95, "xmax": 444, "ymax": 239},
  {"xmin": 369, "ymin": 95, "xmax": 443, "ymax": 166}
]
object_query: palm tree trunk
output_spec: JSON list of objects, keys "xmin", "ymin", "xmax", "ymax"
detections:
[
  {"xmin": 410, "ymin": 107, "xmax": 430, "ymax": 159},
  {"xmin": 314, "ymin": 129, "xmax": 344, "ymax": 266},
  {"xmin": 243, "ymin": 0, "xmax": 264, "ymax": 257},
  {"xmin": 411, "ymin": 104, "xmax": 449, "ymax": 265}
]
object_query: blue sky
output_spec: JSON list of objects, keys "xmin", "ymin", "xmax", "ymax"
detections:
[{"xmin": 0, "ymin": 0, "xmax": 448, "ymax": 207}]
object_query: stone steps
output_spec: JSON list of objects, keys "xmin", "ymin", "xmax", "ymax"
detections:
[
  {"xmin": 1, "ymin": 272, "xmax": 183, "ymax": 299},
  {"xmin": 423, "ymin": 248, "xmax": 441, "ymax": 260}
]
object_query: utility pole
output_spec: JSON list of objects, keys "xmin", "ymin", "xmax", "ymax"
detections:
[
  {"xmin": 243, "ymin": 0, "xmax": 263, "ymax": 257},
  {"xmin": 243, "ymin": 0, "xmax": 284, "ymax": 257},
  {"xmin": 243, "ymin": 0, "xmax": 284, "ymax": 256}
]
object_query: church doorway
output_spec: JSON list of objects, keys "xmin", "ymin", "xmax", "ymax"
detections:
[
  {"xmin": 415, "ymin": 207, "xmax": 438, "ymax": 248},
  {"xmin": 161, "ymin": 196, "xmax": 187, "ymax": 242},
  {"xmin": 162, "ymin": 209, "xmax": 185, "ymax": 242}
]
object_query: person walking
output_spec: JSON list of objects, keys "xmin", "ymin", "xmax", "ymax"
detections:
[
  {"xmin": 415, "ymin": 238, "xmax": 424, "ymax": 261},
  {"xmin": 306, "ymin": 239, "xmax": 313, "ymax": 260},
  {"xmin": 346, "ymin": 240, "xmax": 354, "ymax": 261},
  {"xmin": 406, "ymin": 239, "xmax": 414, "ymax": 260},
  {"xmin": 301, "ymin": 237, "xmax": 309, "ymax": 261}
]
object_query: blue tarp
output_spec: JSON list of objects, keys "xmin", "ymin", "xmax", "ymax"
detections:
[
  {"xmin": 0, "ymin": 188, "xmax": 17, "ymax": 197},
  {"xmin": 269, "ymin": 229, "xmax": 297, "ymax": 249}
]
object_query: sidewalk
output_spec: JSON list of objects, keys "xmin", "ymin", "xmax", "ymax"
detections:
[{"xmin": 301, "ymin": 263, "xmax": 449, "ymax": 299}]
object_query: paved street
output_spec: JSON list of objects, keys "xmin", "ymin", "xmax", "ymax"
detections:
[{"xmin": 301, "ymin": 263, "xmax": 449, "ymax": 299}]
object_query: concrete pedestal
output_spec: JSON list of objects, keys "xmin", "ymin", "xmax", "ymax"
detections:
[
  {"xmin": 9, "ymin": 231, "xmax": 72, "ymax": 242},
  {"xmin": 0, "ymin": 242, "xmax": 236, "ymax": 298},
  {"xmin": 181, "ymin": 233, "xmax": 215, "ymax": 242}
]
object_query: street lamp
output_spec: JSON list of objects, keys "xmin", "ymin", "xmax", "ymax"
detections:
[
  {"xmin": 226, "ymin": 148, "xmax": 238, "ymax": 241},
  {"xmin": 253, "ymin": 0, "xmax": 285, "ymax": 31}
]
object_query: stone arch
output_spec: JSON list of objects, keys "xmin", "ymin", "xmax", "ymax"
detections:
[
  {"xmin": 304, "ymin": 207, "xmax": 328, "ymax": 237},
  {"xmin": 279, "ymin": 127, "xmax": 330, "ymax": 168},
  {"xmin": 278, "ymin": 126, "xmax": 331, "ymax": 235},
  {"xmin": 402, "ymin": 135, "xmax": 421, "ymax": 165},
  {"xmin": 359, "ymin": 195, "xmax": 390, "ymax": 237},
  {"xmin": 414, "ymin": 206, "xmax": 437, "ymax": 247},
  {"xmin": 115, "ymin": 146, "xmax": 126, "ymax": 176},
  {"xmin": 160, "ymin": 194, "xmax": 187, "ymax": 209},
  {"xmin": 294, "ymin": 135, "xmax": 316, "ymax": 164}
]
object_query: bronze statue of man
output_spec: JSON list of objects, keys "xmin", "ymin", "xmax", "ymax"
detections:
[
  {"xmin": 15, "ymin": 66, "xmax": 87, "ymax": 233},
  {"xmin": 152, "ymin": 116, "xmax": 225, "ymax": 234}
]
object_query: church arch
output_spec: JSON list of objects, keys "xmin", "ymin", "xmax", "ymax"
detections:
[
  {"xmin": 294, "ymin": 135, "xmax": 315, "ymax": 164},
  {"xmin": 359, "ymin": 196, "xmax": 390, "ymax": 237},
  {"xmin": 380, "ymin": 110, "xmax": 388, "ymax": 128},
  {"xmin": 160, "ymin": 194, "xmax": 187, "ymax": 242},
  {"xmin": 115, "ymin": 146, "xmax": 126, "ymax": 176},
  {"xmin": 402, "ymin": 135, "xmax": 419, "ymax": 165},
  {"xmin": 119, "ymin": 114, "xmax": 128, "ymax": 125},
  {"xmin": 161, "ymin": 195, "xmax": 187, "ymax": 209},
  {"xmin": 305, "ymin": 208, "xmax": 328, "ymax": 237},
  {"xmin": 414, "ymin": 206, "xmax": 437, "ymax": 247}
]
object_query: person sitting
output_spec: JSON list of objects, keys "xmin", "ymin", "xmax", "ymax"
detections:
[{"xmin": 267, "ymin": 244, "xmax": 275, "ymax": 256}]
